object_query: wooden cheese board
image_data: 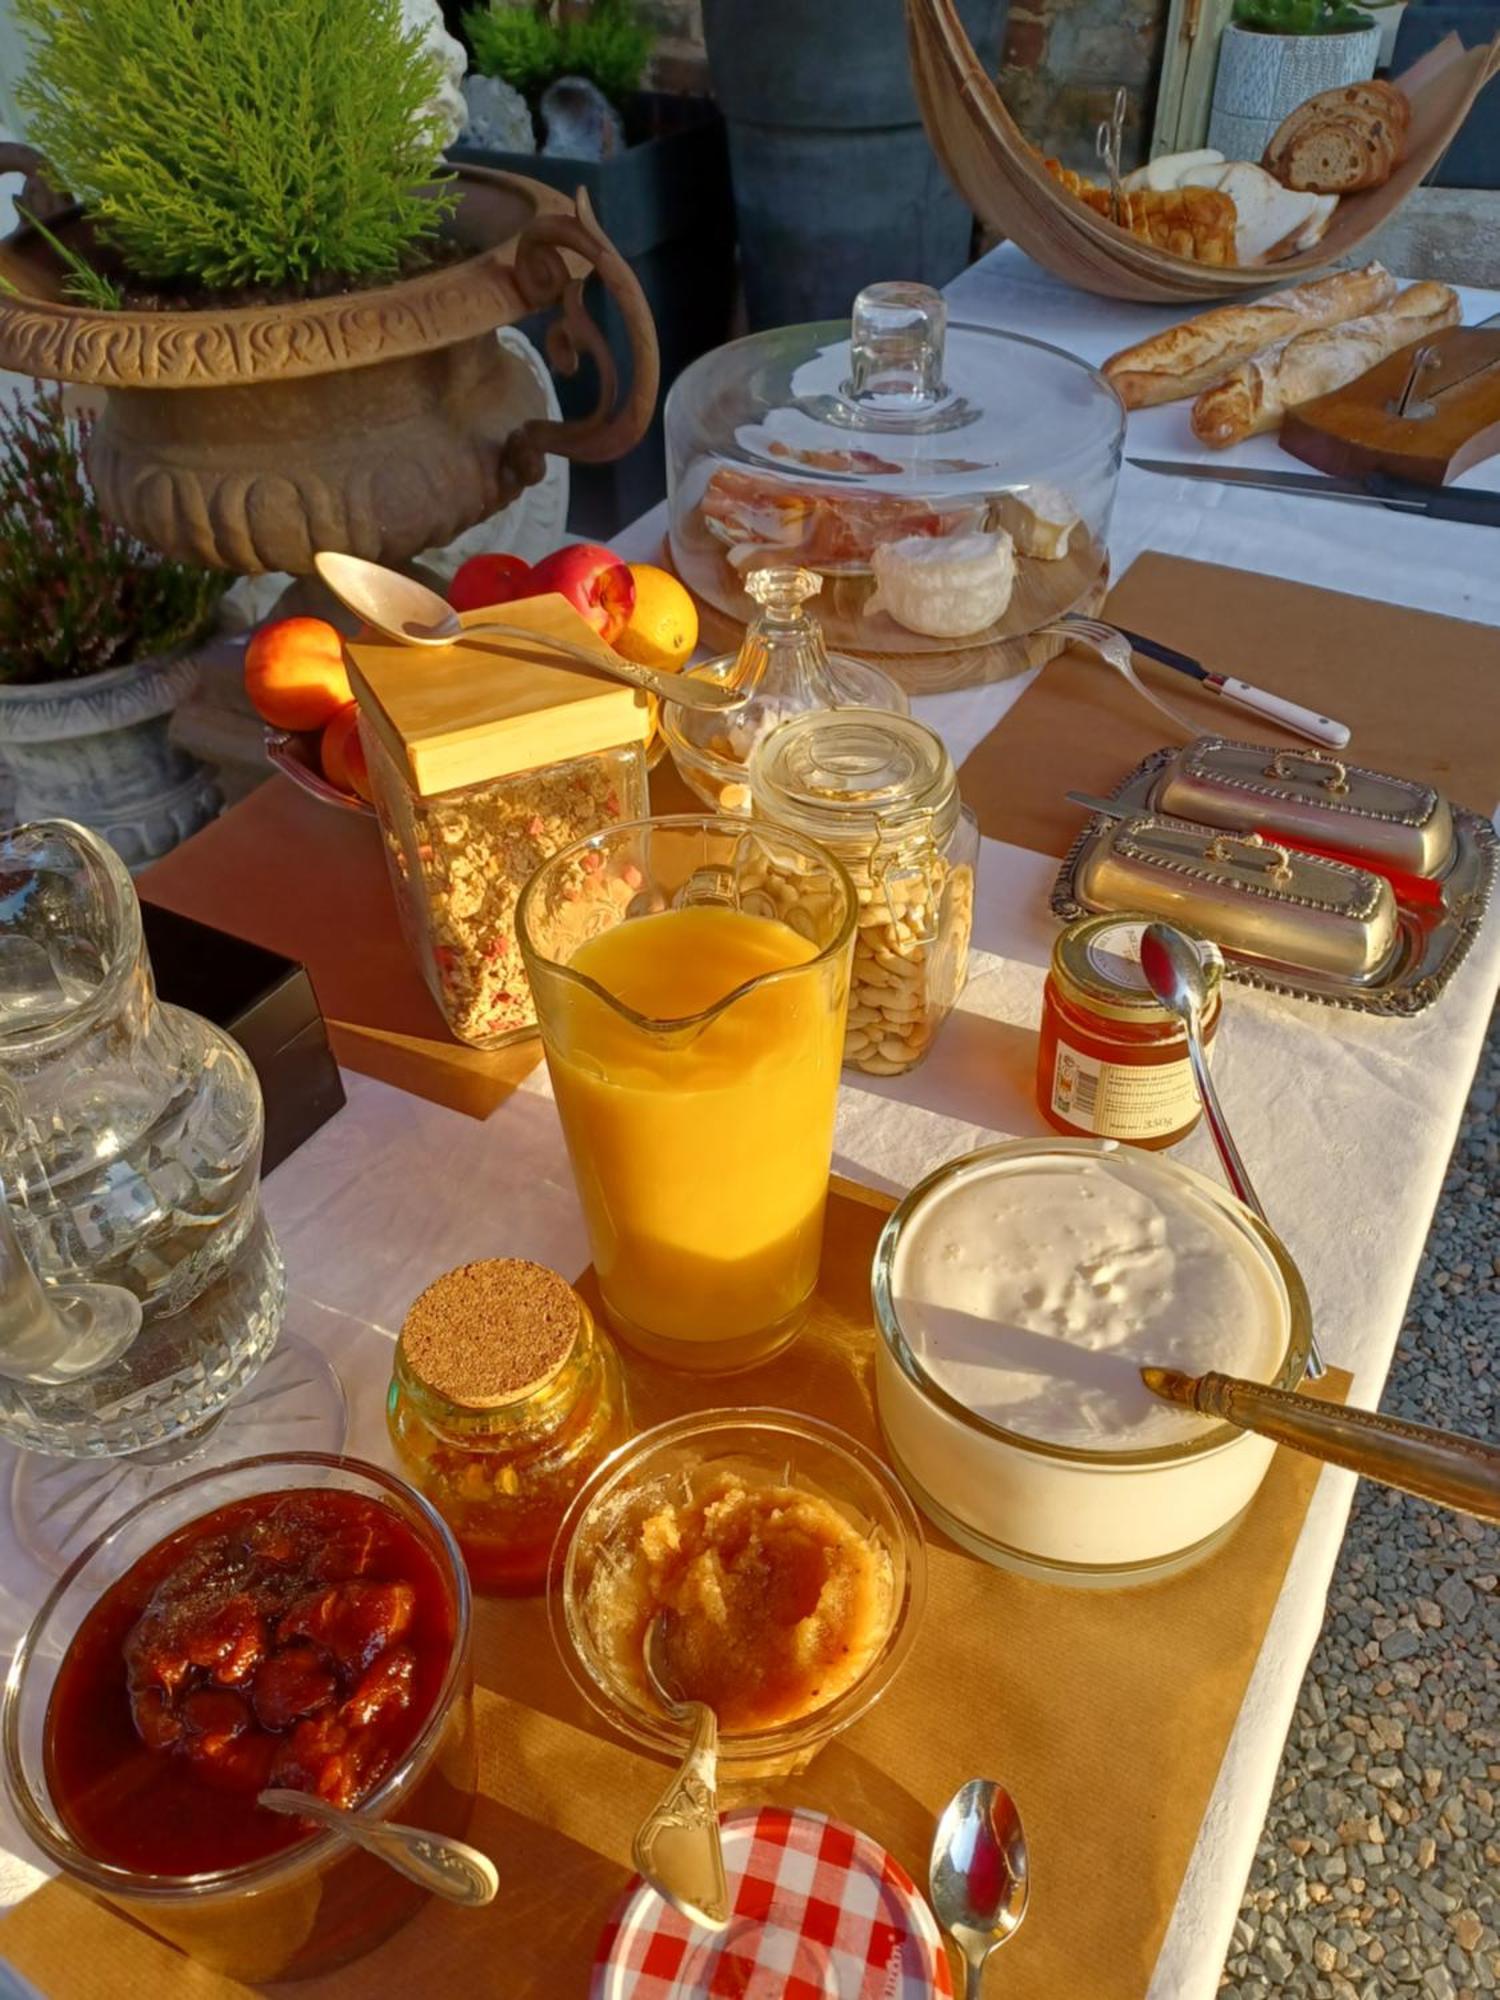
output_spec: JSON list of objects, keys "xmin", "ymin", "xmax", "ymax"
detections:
[{"xmin": 1281, "ymin": 322, "xmax": 1500, "ymax": 487}]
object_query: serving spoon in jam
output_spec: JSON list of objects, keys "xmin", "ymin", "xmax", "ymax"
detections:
[
  {"xmin": 258, "ymin": 1788, "xmax": 499, "ymax": 1908},
  {"xmin": 632, "ymin": 1613, "xmax": 730, "ymax": 1931}
]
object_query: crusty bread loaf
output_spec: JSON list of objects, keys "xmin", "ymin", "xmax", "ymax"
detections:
[
  {"xmin": 1264, "ymin": 80, "xmax": 1408, "ymax": 194},
  {"xmin": 1189, "ymin": 281, "xmax": 1461, "ymax": 447},
  {"xmin": 1101, "ymin": 262, "xmax": 1398, "ymax": 408}
]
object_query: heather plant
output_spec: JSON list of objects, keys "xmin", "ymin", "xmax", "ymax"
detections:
[
  {"xmin": 0, "ymin": 387, "xmax": 227, "ymax": 686},
  {"xmin": 15, "ymin": 0, "xmax": 456, "ymax": 295}
]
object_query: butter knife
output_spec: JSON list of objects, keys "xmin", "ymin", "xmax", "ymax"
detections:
[
  {"xmin": 1141, "ymin": 1368, "xmax": 1500, "ymax": 1522},
  {"xmin": 1129, "ymin": 457, "xmax": 1500, "ymax": 528}
]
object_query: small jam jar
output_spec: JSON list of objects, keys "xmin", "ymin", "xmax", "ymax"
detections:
[
  {"xmin": 387, "ymin": 1259, "xmax": 630, "ymax": 1594},
  {"xmin": 1037, "ymin": 915, "xmax": 1222, "ymax": 1149}
]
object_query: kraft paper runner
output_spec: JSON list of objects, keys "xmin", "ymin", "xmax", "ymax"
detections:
[
  {"xmin": 136, "ymin": 754, "xmax": 697, "ymax": 1122},
  {"xmin": 958, "ymin": 552, "xmax": 1500, "ymax": 863},
  {"xmin": 0, "ymin": 1183, "xmax": 1350, "ymax": 2000}
]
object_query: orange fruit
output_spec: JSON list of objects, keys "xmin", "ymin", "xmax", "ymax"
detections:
[
  {"xmin": 614, "ymin": 565, "xmax": 698, "ymax": 672},
  {"xmin": 245, "ymin": 617, "xmax": 352, "ymax": 731}
]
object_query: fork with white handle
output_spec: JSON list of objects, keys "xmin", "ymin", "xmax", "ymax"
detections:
[{"xmin": 1046, "ymin": 615, "xmax": 1351, "ymax": 749}]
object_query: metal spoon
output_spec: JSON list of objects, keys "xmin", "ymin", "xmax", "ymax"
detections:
[
  {"xmin": 632, "ymin": 1613, "xmax": 729, "ymax": 1931},
  {"xmin": 1138, "ymin": 921, "xmax": 1327, "ymax": 1380},
  {"xmin": 930, "ymin": 1779, "xmax": 1030, "ymax": 1999},
  {"xmin": 313, "ymin": 550, "xmax": 742, "ymax": 714},
  {"xmin": 257, "ymin": 1788, "xmax": 498, "ymax": 1907}
]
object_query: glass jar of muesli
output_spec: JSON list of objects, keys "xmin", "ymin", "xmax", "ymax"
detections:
[
  {"xmin": 361, "ymin": 728, "xmax": 650, "ymax": 1047},
  {"xmin": 346, "ymin": 596, "xmax": 655, "ymax": 1049}
]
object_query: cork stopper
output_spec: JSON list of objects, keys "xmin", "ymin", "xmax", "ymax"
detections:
[{"xmin": 398, "ymin": 1259, "xmax": 582, "ymax": 1410}]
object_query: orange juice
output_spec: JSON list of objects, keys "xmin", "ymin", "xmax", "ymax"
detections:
[{"xmin": 540, "ymin": 904, "xmax": 849, "ymax": 1370}]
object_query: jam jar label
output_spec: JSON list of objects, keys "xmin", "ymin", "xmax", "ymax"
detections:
[{"xmin": 1050, "ymin": 1037, "xmax": 1200, "ymax": 1140}]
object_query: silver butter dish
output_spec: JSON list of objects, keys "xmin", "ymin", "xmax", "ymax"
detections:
[
  {"xmin": 1152, "ymin": 738, "xmax": 1455, "ymax": 879},
  {"xmin": 1053, "ymin": 745, "xmax": 1498, "ymax": 1016}
]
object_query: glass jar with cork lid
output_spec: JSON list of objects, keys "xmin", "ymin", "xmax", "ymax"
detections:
[
  {"xmin": 387, "ymin": 1259, "xmax": 631, "ymax": 1595},
  {"xmin": 345, "ymin": 599, "xmax": 653, "ymax": 1048},
  {"xmin": 748, "ymin": 710, "xmax": 978, "ymax": 1076}
]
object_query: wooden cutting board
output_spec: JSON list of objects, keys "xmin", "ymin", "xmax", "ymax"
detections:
[{"xmin": 1281, "ymin": 323, "xmax": 1500, "ymax": 486}]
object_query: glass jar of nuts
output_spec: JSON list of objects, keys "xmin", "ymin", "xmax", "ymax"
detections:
[{"xmin": 749, "ymin": 710, "xmax": 978, "ymax": 1076}]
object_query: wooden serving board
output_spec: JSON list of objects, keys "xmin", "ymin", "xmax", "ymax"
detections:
[{"xmin": 1280, "ymin": 325, "xmax": 1500, "ymax": 486}]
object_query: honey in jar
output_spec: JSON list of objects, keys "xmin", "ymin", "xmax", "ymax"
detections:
[
  {"xmin": 388, "ymin": 1259, "xmax": 630, "ymax": 1593},
  {"xmin": 1037, "ymin": 915, "xmax": 1221, "ymax": 1149}
]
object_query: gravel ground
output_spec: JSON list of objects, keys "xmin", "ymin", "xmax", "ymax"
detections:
[{"xmin": 1221, "ymin": 1013, "xmax": 1498, "ymax": 1999}]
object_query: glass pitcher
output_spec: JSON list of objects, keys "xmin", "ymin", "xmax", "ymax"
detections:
[
  {"xmin": 516, "ymin": 815, "xmax": 856, "ymax": 1372},
  {"xmin": 0, "ymin": 821, "xmax": 286, "ymax": 1463}
]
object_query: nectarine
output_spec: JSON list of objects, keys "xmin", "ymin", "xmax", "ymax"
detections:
[
  {"xmin": 320, "ymin": 702, "xmax": 373, "ymax": 802},
  {"xmin": 245, "ymin": 618, "xmax": 353, "ymax": 731},
  {"xmin": 448, "ymin": 552, "xmax": 531, "ymax": 613},
  {"xmin": 517, "ymin": 544, "xmax": 634, "ymax": 644}
]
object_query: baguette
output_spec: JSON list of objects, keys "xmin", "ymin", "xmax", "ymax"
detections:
[
  {"xmin": 1190, "ymin": 282, "xmax": 1461, "ymax": 447},
  {"xmin": 1101, "ymin": 262, "xmax": 1398, "ymax": 408}
]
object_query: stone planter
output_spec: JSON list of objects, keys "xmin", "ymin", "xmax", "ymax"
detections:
[
  {"xmin": 1208, "ymin": 21, "xmax": 1382, "ymax": 162},
  {"xmin": 0, "ymin": 156, "xmax": 658, "ymax": 575},
  {"xmin": 450, "ymin": 93, "xmax": 735, "ymax": 535},
  {"xmin": 0, "ymin": 651, "xmax": 221, "ymax": 871},
  {"xmin": 701, "ymin": 0, "xmax": 1004, "ymax": 330}
]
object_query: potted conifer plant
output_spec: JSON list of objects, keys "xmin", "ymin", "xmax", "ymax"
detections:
[
  {"xmin": 0, "ymin": 386, "xmax": 227, "ymax": 867},
  {"xmin": 451, "ymin": 0, "xmax": 734, "ymax": 532},
  {"xmin": 1209, "ymin": 0, "xmax": 1389, "ymax": 160},
  {"xmin": 0, "ymin": 0, "xmax": 657, "ymax": 577}
]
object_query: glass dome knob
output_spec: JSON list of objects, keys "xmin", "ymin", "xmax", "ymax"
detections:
[
  {"xmin": 845, "ymin": 282, "xmax": 948, "ymax": 409},
  {"xmin": 744, "ymin": 566, "xmax": 822, "ymax": 619}
]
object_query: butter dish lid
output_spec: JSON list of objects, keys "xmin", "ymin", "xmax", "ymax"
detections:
[
  {"xmin": 345, "ymin": 594, "xmax": 651, "ymax": 799},
  {"xmin": 1073, "ymin": 812, "xmax": 1401, "ymax": 981},
  {"xmin": 1153, "ymin": 738, "xmax": 1455, "ymax": 877}
]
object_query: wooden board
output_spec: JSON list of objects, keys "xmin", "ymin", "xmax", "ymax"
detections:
[
  {"xmin": 957, "ymin": 552, "xmax": 1500, "ymax": 860},
  {"xmin": 1281, "ymin": 325, "xmax": 1500, "ymax": 486}
]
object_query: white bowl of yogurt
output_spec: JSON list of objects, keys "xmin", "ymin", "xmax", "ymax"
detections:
[{"xmin": 871, "ymin": 1139, "xmax": 1312, "ymax": 1586}]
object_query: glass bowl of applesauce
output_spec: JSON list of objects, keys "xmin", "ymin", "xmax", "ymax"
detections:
[
  {"xmin": 872, "ymin": 1139, "xmax": 1313, "ymax": 1588},
  {"xmin": 549, "ymin": 1410, "xmax": 926, "ymax": 1781}
]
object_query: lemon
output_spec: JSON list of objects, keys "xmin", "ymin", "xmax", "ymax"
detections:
[{"xmin": 615, "ymin": 564, "xmax": 698, "ymax": 671}]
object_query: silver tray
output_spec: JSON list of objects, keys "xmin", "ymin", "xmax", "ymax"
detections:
[{"xmin": 1051, "ymin": 745, "xmax": 1499, "ymax": 1016}]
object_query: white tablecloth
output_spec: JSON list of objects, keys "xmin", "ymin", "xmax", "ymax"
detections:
[{"xmin": 2, "ymin": 246, "xmax": 1498, "ymax": 1998}]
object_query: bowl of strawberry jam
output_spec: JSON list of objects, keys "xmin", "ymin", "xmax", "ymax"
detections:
[{"xmin": 2, "ymin": 1454, "xmax": 476, "ymax": 1982}]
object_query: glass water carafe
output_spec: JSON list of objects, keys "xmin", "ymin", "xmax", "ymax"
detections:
[{"xmin": 0, "ymin": 820, "xmax": 286, "ymax": 1461}]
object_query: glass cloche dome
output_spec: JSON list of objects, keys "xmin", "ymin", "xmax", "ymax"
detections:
[{"xmin": 666, "ymin": 281, "xmax": 1124, "ymax": 658}]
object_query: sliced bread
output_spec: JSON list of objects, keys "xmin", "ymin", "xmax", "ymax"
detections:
[{"xmin": 1278, "ymin": 114, "xmax": 1395, "ymax": 195}]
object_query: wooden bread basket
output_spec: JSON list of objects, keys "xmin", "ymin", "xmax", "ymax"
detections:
[{"xmin": 906, "ymin": 0, "xmax": 1500, "ymax": 304}]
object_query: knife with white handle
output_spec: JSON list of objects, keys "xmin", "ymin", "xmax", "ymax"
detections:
[{"xmin": 1114, "ymin": 625, "xmax": 1351, "ymax": 749}]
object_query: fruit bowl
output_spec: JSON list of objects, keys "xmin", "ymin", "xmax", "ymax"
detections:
[{"xmin": 264, "ymin": 728, "xmax": 375, "ymax": 817}]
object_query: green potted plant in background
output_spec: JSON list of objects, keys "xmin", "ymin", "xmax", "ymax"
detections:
[
  {"xmin": 1209, "ymin": 0, "xmax": 1394, "ymax": 161},
  {"xmin": 452, "ymin": 0, "xmax": 734, "ymax": 536},
  {"xmin": 0, "ymin": 0, "xmax": 656, "ymax": 577},
  {"xmin": 0, "ymin": 386, "xmax": 228, "ymax": 867}
]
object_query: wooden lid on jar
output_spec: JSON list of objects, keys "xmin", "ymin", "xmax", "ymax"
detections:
[
  {"xmin": 397, "ymin": 1257, "xmax": 586, "ymax": 1409},
  {"xmin": 345, "ymin": 594, "xmax": 652, "ymax": 799}
]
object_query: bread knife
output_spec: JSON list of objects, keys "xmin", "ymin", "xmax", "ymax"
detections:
[{"xmin": 1128, "ymin": 457, "xmax": 1500, "ymax": 528}]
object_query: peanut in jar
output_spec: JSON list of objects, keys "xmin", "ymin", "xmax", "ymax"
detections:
[{"xmin": 748, "ymin": 710, "xmax": 978, "ymax": 1078}]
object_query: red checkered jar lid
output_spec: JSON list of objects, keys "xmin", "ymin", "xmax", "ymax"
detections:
[{"xmin": 592, "ymin": 1805, "xmax": 954, "ymax": 1998}]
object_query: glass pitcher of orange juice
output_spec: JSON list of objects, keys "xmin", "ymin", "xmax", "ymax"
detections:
[{"xmin": 516, "ymin": 816, "xmax": 856, "ymax": 1372}]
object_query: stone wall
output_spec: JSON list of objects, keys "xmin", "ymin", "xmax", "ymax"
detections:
[{"xmin": 997, "ymin": 0, "xmax": 1170, "ymax": 172}]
